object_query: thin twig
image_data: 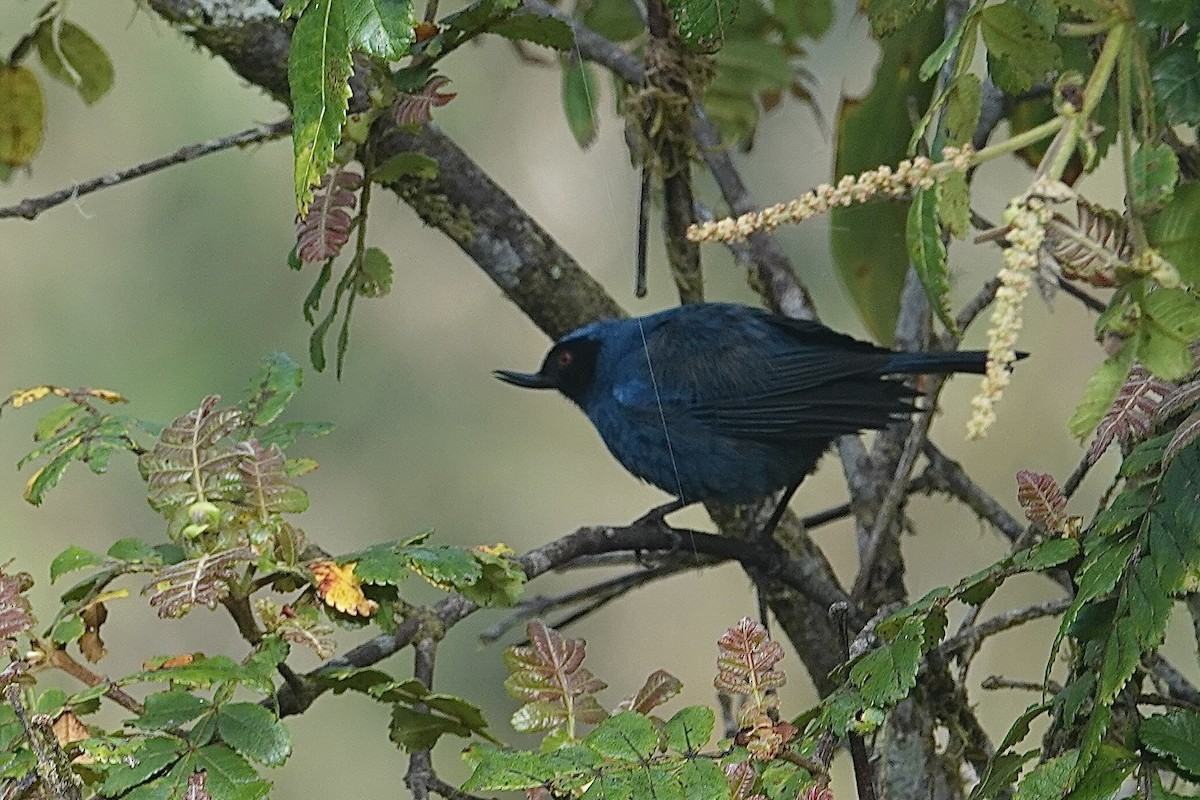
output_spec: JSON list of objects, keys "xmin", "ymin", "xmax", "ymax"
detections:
[
  {"xmin": 940, "ymin": 597, "xmax": 1072, "ymax": 657},
  {"xmin": 980, "ymin": 675, "xmax": 1061, "ymax": 694},
  {"xmin": 0, "ymin": 119, "xmax": 292, "ymax": 221},
  {"xmin": 404, "ymin": 638, "xmax": 439, "ymax": 800}
]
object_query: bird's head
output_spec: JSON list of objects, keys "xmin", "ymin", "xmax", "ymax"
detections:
[{"xmin": 494, "ymin": 334, "xmax": 602, "ymax": 406}]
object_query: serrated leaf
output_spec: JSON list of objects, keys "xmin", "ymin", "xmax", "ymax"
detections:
[
  {"xmin": 1138, "ymin": 289, "xmax": 1200, "ymax": 380},
  {"xmin": 1141, "ymin": 710, "xmax": 1200, "ymax": 776},
  {"xmin": 0, "ymin": 65, "xmax": 44, "ymax": 166},
  {"xmin": 216, "ymin": 703, "xmax": 291, "ymax": 766},
  {"xmin": 864, "ymin": 0, "xmax": 932, "ymax": 37},
  {"xmin": 462, "ymin": 745, "xmax": 555, "ymax": 791},
  {"xmin": 1148, "ymin": 182, "xmax": 1200, "ymax": 286},
  {"xmin": 50, "ymin": 546, "xmax": 104, "ymax": 583},
  {"xmin": 561, "ymin": 57, "xmax": 599, "ymax": 149},
  {"xmin": 355, "ymin": 247, "xmax": 393, "ymax": 297},
  {"xmin": 289, "ymin": 0, "xmax": 353, "ymax": 214},
  {"xmin": 1068, "ymin": 345, "xmax": 1134, "ymax": 439},
  {"xmin": 1152, "ymin": 33, "xmax": 1200, "ymax": 126},
  {"xmin": 35, "ymin": 403, "xmax": 85, "ymax": 442},
  {"xmin": 191, "ymin": 745, "xmax": 270, "ymax": 800},
  {"xmin": 1013, "ymin": 749, "xmax": 1078, "ymax": 800},
  {"xmin": 34, "ymin": 20, "xmax": 114, "ymax": 104},
  {"xmin": 490, "ymin": 13, "xmax": 575, "ymax": 49},
  {"xmin": 944, "ymin": 73, "xmax": 982, "ymax": 147},
  {"xmin": 584, "ymin": 711, "xmax": 659, "ymax": 761},
  {"xmin": 24, "ymin": 449, "xmax": 76, "ymax": 505},
  {"xmin": 1132, "ymin": 144, "xmax": 1179, "ymax": 212},
  {"xmin": 344, "ymin": 0, "xmax": 416, "ymax": 58},
  {"xmin": 920, "ymin": 10, "xmax": 976, "ymax": 81},
  {"xmin": 108, "ymin": 538, "xmax": 162, "ymax": 564},
  {"xmin": 980, "ymin": 2, "xmax": 1061, "ymax": 94},
  {"xmin": 98, "ymin": 737, "xmax": 183, "ymax": 796},
  {"xmin": 403, "ymin": 544, "xmax": 482, "ymax": 589},
  {"xmin": 662, "ymin": 706, "xmax": 713, "ymax": 754},
  {"xmin": 665, "ymin": 0, "xmax": 737, "ymax": 52},
  {"xmin": 389, "ymin": 705, "xmax": 475, "ymax": 751},
  {"xmin": 133, "ymin": 690, "xmax": 211, "ymax": 730},
  {"xmin": 907, "ymin": 185, "xmax": 958, "ymax": 335},
  {"xmin": 242, "ymin": 352, "xmax": 302, "ymax": 426}
]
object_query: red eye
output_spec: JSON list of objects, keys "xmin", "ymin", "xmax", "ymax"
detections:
[{"xmin": 557, "ymin": 350, "xmax": 573, "ymax": 369}]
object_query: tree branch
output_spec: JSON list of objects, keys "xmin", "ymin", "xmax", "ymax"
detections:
[{"xmin": 0, "ymin": 120, "xmax": 292, "ymax": 221}]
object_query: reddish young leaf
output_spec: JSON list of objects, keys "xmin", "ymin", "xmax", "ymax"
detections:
[
  {"xmin": 1016, "ymin": 470, "xmax": 1068, "ymax": 532},
  {"xmin": 714, "ymin": 617, "xmax": 785, "ymax": 704},
  {"xmin": 393, "ymin": 75, "xmax": 456, "ymax": 126},
  {"xmin": 0, "ymin": 566, "xmax": 35, "ymax": 640},
  {"xmin": 503, "ymin": 621, "xmax": 608, "ymax": 734},
  {"xmin": 1087, "ymin": 364, "xmax": 1176, "ymax": 464},
  {"xmin": 295, "ymin": 169, "xmax": 363, "ymax": 263}
]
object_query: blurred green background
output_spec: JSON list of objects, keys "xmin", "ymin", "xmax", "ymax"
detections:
[{"xmin": 2, "ymin": 1, "xmax": 1186, "ymax": 796}]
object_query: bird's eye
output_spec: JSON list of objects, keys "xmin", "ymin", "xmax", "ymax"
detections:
[{"xmin": 556, "ymin": 350, "xmax": 573, "ymax": 369}]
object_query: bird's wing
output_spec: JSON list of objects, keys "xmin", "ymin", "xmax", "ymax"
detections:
[{"xmin": 627, "ymin": 311, "xmax": 916, "ymax": 441}]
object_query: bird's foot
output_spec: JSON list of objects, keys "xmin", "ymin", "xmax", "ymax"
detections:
[{"xmin": 630, "ymin": 498, "xmax": 688, "ymax": 529}]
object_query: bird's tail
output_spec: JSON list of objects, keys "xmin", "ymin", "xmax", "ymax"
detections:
[{"xmin": 882, "ymin": 350, "xmax": 1022, "ymax": 376}]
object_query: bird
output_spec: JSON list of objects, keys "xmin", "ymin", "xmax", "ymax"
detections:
[{"xmin": 495, "ymin": 302, "xmax": 1008, "ymax": 514}]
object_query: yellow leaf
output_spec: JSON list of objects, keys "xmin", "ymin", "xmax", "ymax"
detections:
[
  {"xmin": 85, "ymin": 388, "xmax": 127, "ymax": 404},
  {"xmin": 7, "ymin": 386, "xmax": 56, "ymax": 407},
  {"xmin": 0, "ymin": 65, "xmax": 45, "ymax": 166},
  {"xmin": 311, "ymin": 560, "xmax": 378, "ymax": 616},
  {"xmin": 474, "ymin": 543, "xmax": 515, "ymax": 557}
]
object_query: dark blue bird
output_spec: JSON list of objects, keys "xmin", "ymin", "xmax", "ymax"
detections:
[{"xmin": 495, "ymin": 302, "xmax": 998, "ymax": 507}]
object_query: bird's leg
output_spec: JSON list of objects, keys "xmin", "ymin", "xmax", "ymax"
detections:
[
  {"xmin": 631, "ymin": 497, "xmax": 689, "ymax": 528},
  {"xmin": 629, "ymin": 498, "xmax": 692, "ymax": 563},
  {"xmin": 755, "ymin": 482, "xmax": 800, "ymax": 544}
]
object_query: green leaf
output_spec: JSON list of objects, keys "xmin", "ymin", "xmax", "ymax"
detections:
[
  {"xmin": 980, "ymin": 2, "xmax": 1061, "ymax": 94},
  {"xmin": 108, "ymin": 538, "xmax": 162, "ymax": 564},
  {"xmin": 35, "ymin": 403, "xmax": 84, "ymax": 441},
  {"xmin": 489, "ymin": 14, "xmax": 575, "ymax": 50},
  {"xmin": 216, "ymin": 703, "xmax": 292, "ymax": 767},
  {"xmin": 34, "ymin": 20, "xmax": 113, "ymax": 104},
  {"xmin": 289, "ymin": 0, "xmax": 353, "ymax": 214},
  {"xmin": 191, "ymin": 745, "xmax": 271, "ymax": 800},
  {"xmin": 665, "ymin": 0, "xmax": 738, "ymax": 52},
  {"xmin": 390, "ymin": 705, "xmax": 475, "ymax": 751},
  {"xmin": 242, "ymin": 352, "xmax": 303, "ymax": 426},
  {"xmin": 1148, "ymin": 182, "xmax": 1200, "ymax": 286},
  {"xmin": 23, "ymin": 449, "xmax": 77, "ymax": 505},
  {"xmin": 864, "ymin": 0, "xmax": 932, "ymax": 37},
  {"xmin": 128, "ymin": 655, "xmax": 252, "ymax": 691},
  {"xmin": 675, "ymin": 759, "xmax": 729, "ymax": 800},
  {"xmin": 663, "ymin": 706, "xmax": 714, "ymax": 754},
  {"xmin": 98, "ymin": 737, "xmax": 182, "ymax": 796},
  {"xmin": 457, "ymin": 547, "xmax": 526, "ymax": 607},
  {"xmin": 50, "ymin": 615, "xmax": 85, "ymax": 645},
  {"xmin": 830, "ymin": 5, "xmax": 942, "ymax": 343},
  {"xmin": 920, "ymin": 10, "xmax": 977, "ymax": 81},
  {"xmin": 849, "ymin": 614, "xmax": 924, "ymax": 704},
  {"xmin": 944, "ymin": 73, "xmax": 982, "ymax": 147},
  {"xmin": 134, "ymin": 690, "xmax": 211, "ymax": 730},
  {"xmin": 50, "ymin": 546, "xmax": 104, "ymax": 583},
  {"xmin": 1013, "ymin": 749, "xmax": 1078, "ymax": 800},
  {"xmin": 1067, "ymin": 345, "xmax": 1134, "ymax": 439},
  {"xmin": 907, "ymin": 185, "xmax": 958, "ymax": 335},
  {"xmin": 1137, "ymin": 288, "xmax": 1200, "ymax": 380},
  {"xmin": 1141, "ymin": 710, "xmax": 1200, "ymax": 776},
  {"xmin": 462, "ymin": 744, "xmax": 555, "ymax": 791},
  {"xmin": 0, "ymin": 65, "xmax": 43, "ymax": 167},
  {"xmin": 344, "ymin": 0, "xmax": 416, "ymax": 58},
  {"xmin": 585, "ymin": 711, "xmax": 659, "ymax": 761},
  {"xmin": 356, "ymin": 247, "xmax": 393, "ymax": 297},
  {"xmin": 1132, "ymin": 144, "xmax": 1179, "ymax": 213},
  {"xmin": 969, "ymin": 751, "xmax": 1040, "ymax": 800},
  {"xmin": 374, "ymin": 151, "xmax": 439, "ymax": 182},
  {"xmin": 1011, "ymin": 537, "xmax": 1079, "ymax": 572},
  {"xmin": 1151, "ymin": 32, "xmax": 1200, "ymax": 126},
  {"xmin": 561, "ymin": 57, "xmax": 600, "ymax": 149},
  {"xmin": 403, "ymin": 544, "xmax": 483, "ymax": 589}
]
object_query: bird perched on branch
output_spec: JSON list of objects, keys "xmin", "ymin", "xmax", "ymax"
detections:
[{"xmin": 495, "ymin": 302, "xmax": 1007, "ymax": 516}]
